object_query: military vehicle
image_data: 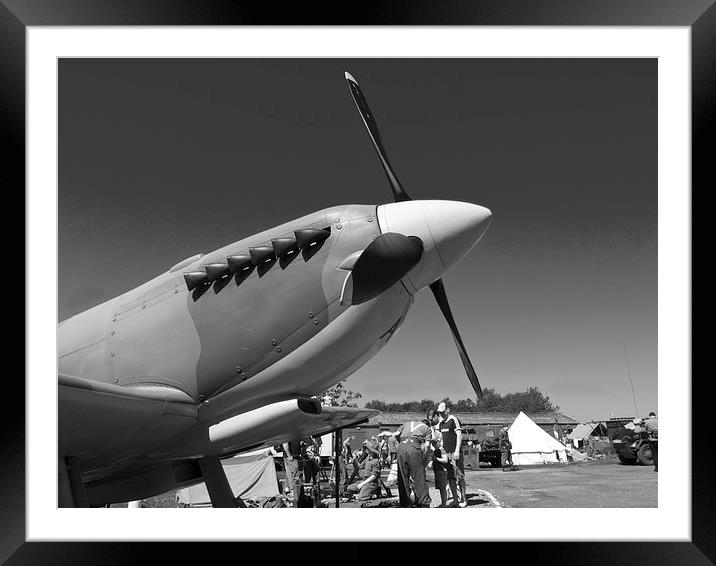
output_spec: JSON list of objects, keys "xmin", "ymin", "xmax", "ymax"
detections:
[
  {"xmin": 478, "ymin": 437, "xmax": 503, "ymax": 468},
  {"xmin": 607, "ymin": 418, "xmax": 654, "ymax": 465}
]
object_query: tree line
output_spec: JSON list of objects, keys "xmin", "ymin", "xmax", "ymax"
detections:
[{"xmin": 363, "ymin": 386, "xmax": 559, "ymax": 413}]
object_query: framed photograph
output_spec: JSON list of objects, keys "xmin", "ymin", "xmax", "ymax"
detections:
[{"xmin": 5, "ymin": 1, "xmax": 710, "ymax": 563}]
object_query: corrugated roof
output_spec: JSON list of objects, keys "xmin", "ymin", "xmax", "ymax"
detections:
[{"xmin": 359, "ymin": 411, "xmax": 577, "ymax": 427}]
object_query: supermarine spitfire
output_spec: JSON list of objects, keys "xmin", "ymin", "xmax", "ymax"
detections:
[{"xmin": 58, "ymin": 72, "xmax": 492, "ymax": 507}]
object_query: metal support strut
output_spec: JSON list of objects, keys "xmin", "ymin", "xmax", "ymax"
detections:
[
  {"xmin": 198, "ymin": 456, "xmax": 245, "ymax": 508},
  {"xmin": 334, "ymin": 428, "xmax": 342, "ymax": 508},
  {"xmin": 59, "ymin": 456, "xmax": 89, "ymax": 508}
]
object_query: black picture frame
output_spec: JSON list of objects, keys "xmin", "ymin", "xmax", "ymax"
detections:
[{"xmin": 4, "ymin": 1, "xmax": 711, "ymax": 563}]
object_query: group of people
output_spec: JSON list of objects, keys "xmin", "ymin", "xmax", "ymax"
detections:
[
  {"xmin": 428, "ymin": 402, "xmax": 470, "ymax": 507},
  {"xmin": 277, "ymin": 435, "xmax": 323, "ymax": 506},
  {"xmin": 280, "ymin": 401, "xmax": 521, "ymax": 508},
  {"xmin": 336, "ymin": 401, "xmax": 472, "ymax": 508},
  {"xmin": 278, "ymin": 431, "xmax": 397, "ymax": 508}
]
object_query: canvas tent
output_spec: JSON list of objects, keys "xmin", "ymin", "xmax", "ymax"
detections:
[
  {"xmin": 567, "ymin": 422, "xmax": 608, "ymax": 447},
  {"xmin": 568, "ymin": 423, "xmax": 598, "ymax": 442},
  {"xmin": 507, "ymin": 412, "xmax": 568, "ymax": 465},
  {"xmin": 176, "ymin": 448, "xmax": 280, "ymax": 507},
  {"xmin": 319, "ymin": 433, "xmax": 333, "ymax": 458}
]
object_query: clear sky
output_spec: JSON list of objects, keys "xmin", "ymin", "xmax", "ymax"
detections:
[{"xmin": 59, "ymin": 58, "xmax": 656, "ymax": 422}]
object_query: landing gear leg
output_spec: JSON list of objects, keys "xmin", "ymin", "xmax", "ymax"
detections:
[
  {"xmin": 198, "ymin": 456, "xmax": 245, "ymax": 508},
  {"xmin": 59, "ymin": 456, "xmax": 89, "ymax": 508},
  {"xmin": 58, "ymin": 457, "xmax": 73, "ymax": 507}
]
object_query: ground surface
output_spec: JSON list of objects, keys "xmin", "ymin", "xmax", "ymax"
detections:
[
  {"xmin": 137, "ymin": 457, "xmax": 656, "ymax": 508},
  {"xmin": 338, "ymin": 458, "xmax": 657, "ymax": 509},
  {"xmin": 455, "ymin": 460, "xmax": 657, "ymax": 508}
]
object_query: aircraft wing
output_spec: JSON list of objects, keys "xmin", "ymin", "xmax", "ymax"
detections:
[
  {"xmin": 60, "ymin": 373, "xmax": 378, "ymax": 478},
  {"xmin": 59, "ymin": 373, "xmax": 199, "ymax": 479}
]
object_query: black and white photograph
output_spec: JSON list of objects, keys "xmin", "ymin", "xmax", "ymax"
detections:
[
  {"xmin": 5, "ymin": 9, "xmax": 707, "ymax": 560},
  {"xmin": 57, "ymin": 57, "xmax": 658, "ymax": 511}
]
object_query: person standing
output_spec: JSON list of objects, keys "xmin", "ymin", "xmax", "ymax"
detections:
[
  {"xmin": 338, "ymin": 438, "xmax": 353, "ymax": 495},
  {"xmin": 644, "ymin": 411, "xmax": 658, "ymax": 472},
  {"xmin": 282, "ymin": 439, "xmax": 304, "ymax": 506},
  {"xmin": 436, "ymin": 402, "xmax": 467, "ymax": 507},
  {"xmin": 387, "ymin": 432, "xmax": 399, "ymax": 466},
  {"xmin": 498, "ymin": 426, "xmax": 514, "ymax": 471},
  {"xmin": 428, "ymin": 410, "xmax": 442, "ymax": 463},
  {"xmin": 300, "ymin": 436, "xmax": 319, "ymax": 486},
  {"xmin": 395, "ymin": 413, "xmax": 434, "ymax": 508},
  {"xmin": 378, "ymin": 435, "xmax": 389, "ymax": 467},
  {"xmin": 430, "ymin": 437, "xmax": 449, "ymax": 507}
]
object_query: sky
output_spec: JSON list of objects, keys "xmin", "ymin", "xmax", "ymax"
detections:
[{"xmin": 58, "ymin": 58, "xmax": 657, "ymax": 422}]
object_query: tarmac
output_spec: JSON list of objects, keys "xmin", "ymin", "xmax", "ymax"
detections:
[
  {"xmin": 140, "ymin": 458, "xmax": 657, "ymax": 508},
  {"xmin": 330, "ymin": 459, "xmax": 657, "ymax": 508},
  {"xmin": 463, "ymin": 460, "xmax": 657, "ymax": 508}
]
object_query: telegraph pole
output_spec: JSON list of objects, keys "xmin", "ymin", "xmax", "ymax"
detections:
[{"xmin": 623, "ymin": 344, "xmax": 639, "ymax": 417}]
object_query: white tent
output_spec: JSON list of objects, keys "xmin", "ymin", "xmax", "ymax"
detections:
[
  {"xmin": 319, "ymin": 433, "xmax": 333, "ymax": 458},
  {"xmin": 567, "ymin": 422, "xmax": 608, "ymax": 448},
  {"xmin": 507, "ymin": 411, "xmax": 568, "ymax": 465},
  {"xmin": 568, "ymin": 423, "xmax": 599, "ymax": 441},
  {"xmin": 176, "ymin": 448, "xmax": 280, "ymax": 507}
]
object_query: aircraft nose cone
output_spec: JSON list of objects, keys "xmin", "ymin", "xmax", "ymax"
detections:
[
  {"xmin": 376, "ymin": 199, "xmax": 492, "ymax": 292},
  {"xmin": 425, "ymin": 201, "xmax": 492, "ymax": 271}
]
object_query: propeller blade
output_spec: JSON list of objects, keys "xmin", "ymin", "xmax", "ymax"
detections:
[
  {"xmin": 344, "ymin": 71, "xmax": 411, "ymax": 203},
  {"xmin": 429, "ymin": 278, "xmax": 483, "ymax": 399}
]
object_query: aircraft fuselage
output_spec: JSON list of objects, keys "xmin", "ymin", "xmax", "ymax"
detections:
[{"xmin": 59, "ymin": 204, "xmax": 414, "ymax": 466}]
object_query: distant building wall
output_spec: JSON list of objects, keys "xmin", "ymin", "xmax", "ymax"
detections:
[{"xmin": 339, "ymin": 412, "xmax": 577, "ymax": 449}]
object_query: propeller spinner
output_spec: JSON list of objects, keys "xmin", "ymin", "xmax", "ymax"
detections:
[{"xmin": 345, "ymin": 71, "xmax": 491, "ymax": 399}]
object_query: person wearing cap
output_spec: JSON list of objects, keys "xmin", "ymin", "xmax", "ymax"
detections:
[
  {"xmin": 346, "ymin": 441, "xmax": 382, "ymax": 506},
  {"xmin": 362, "ymin": 438, "xmax": 392, "ymax": 498},
  {"xmin": 436, "ymin": 401, "xmax": 467, "ymax": 507},
  {"xmin": 395, "ymin": 412, "xmax": 434, "ymax": 507},
  {"xmin": 644, "ymin": 411, "xmax": 658, "ymax": 472}
]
